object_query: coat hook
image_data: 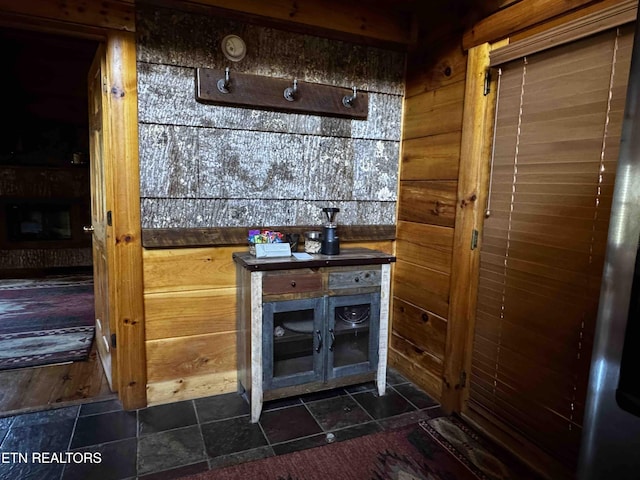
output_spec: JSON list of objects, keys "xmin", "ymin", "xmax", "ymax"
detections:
[
  {"xmin": 217, "ymin": 67, "xmax": 231, "ymax": 94},
  {"xmin": 284, "ymin": 78, "xmax": 298, "ymax": 101},
  {"xmin": 342, "ymin": 86, "xmax": 357, "ymax": 108}
]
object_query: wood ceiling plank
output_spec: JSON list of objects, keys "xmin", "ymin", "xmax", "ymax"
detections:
[
  {"xmin": 463, "ymin": 0, "xmax": 603, "ymax": 50},
  {"xmin": 0, "ymin": 0, "xmax": 135, "ymax": 32},
  {"xmin": 160, "ymin": 0, "xmax": 413, "ymax": 45}
]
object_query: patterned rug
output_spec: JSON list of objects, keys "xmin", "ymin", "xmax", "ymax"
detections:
[
  {"xmin": 183, "ymin": 416, "xmax": 542, "ymax": 480},
  {"xmin": 0, "ymin": 275, "xmax": 95, "ymax": 370}
]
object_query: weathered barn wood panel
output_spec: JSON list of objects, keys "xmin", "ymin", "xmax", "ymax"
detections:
[
  {"xmin": 0, "ymin": 166, "xmax": 89, "ymax": 197},
  {"xmin": 0, "ymin": 165, "xmax": 92, "ymax": 270},
  {"xmin": 137, "ymin": 64, "xmax": 402, "ymax": 139},
  {"xmin": 136, "ymin": 4, "xmax": 404, "ymax": 229},
  {"xmin": 0, "ymin": 248, "xmax": 92, "ymax": 270},
  {"xmin": 141, "ymin": 225, "xmax": 396, "ymax": 248}
]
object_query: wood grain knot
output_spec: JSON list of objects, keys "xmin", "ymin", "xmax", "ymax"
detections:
[
  {"xmin": 432, "ymin": 200, "xmax": 447, "ymax": 216},
  {"xmin": 110, "ymin": 86, "xmax": 125, "ymax": 98},
  {"xmin": 460, "ymin": 193, "xmax": 478, "ymax": 208}
]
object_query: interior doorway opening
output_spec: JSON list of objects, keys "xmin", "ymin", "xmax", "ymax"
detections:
[{"xmin": 0, "ymin": 27, "xmax": 114, "ymax": 417}]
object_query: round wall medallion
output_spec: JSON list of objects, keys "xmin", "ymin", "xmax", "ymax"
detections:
[{"xmin": 221, "ymin": 34, "xmax": 246, "ymax": 62}]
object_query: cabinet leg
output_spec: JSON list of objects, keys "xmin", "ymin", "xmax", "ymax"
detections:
[
  {"xmin": 251, "ymin": 388, "xmax": 262, "ymax": 423},
  {"xmin": 251, "ymin": 402, "xmax": 262, "ymax": 423},
  {"xmin": 377, "ymin": 366, "xmax": 387, "ymax": 396}
]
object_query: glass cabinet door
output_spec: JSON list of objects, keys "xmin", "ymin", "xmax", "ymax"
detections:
[
  {"xmin": 328, "ymin": 293, "xmax": 380, "ymax": 379},
  {"xmin": 263, "ymin": 297, "xmax": 324, "ymax": 390}
]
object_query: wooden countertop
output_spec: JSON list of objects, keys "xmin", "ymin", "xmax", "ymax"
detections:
[{"xmin": 233, "ymin": 247, "xmax": 396, "ymax": 271}]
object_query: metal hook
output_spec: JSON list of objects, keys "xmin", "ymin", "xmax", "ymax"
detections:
[
  {"xmin": 217, "ymin": 67, "xmax": 231, "ymax": 94},
  {"xmin": 342, "ymin": 86, "xmax": 357, "ymax": 108},
  {"xmin": 284, "ymin": 78, "xmax": 298, "ymax": 102}
]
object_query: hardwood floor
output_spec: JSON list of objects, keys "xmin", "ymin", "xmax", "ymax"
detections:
[
  {"xmin": 0, "ymin": 269, "xmax": 117, "ymax": 417},
  {"xmin": 0, "ymin": 342, "xmax": 115, "ymax": 418}
]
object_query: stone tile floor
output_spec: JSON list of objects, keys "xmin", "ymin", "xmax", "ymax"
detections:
[{"xmin": 0, "ymin": 369, "xmax": 445, "ymax": 480}]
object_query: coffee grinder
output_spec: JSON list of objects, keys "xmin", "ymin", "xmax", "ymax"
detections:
[{"xmin": 321, "ymin": 207, "xmax": 340, "ymax": 255}]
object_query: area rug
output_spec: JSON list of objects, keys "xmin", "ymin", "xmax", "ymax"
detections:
[
  {"xmin": 0, "ymin": 275, "xmax": 95, "ymax": 370},
  {"xmin": 183, "ymin": 416, "xmax": 542, "ymax": 480}
]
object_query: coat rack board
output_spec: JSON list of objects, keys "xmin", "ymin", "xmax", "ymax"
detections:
[{"xmin": 195, "ymin": 68, "xmax": 368, "ymax": 119}]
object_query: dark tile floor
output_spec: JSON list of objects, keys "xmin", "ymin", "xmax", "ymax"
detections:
[{"xmin": 0, "ymin": 369, "xmax": 445, "ymax": 480}]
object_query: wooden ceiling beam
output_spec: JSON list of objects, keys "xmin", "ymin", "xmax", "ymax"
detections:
[
  {"xmin": 0, "ymin": 0, "xmax": 135, "ymax": 32},
  {"xmin": 163, "ymin": 0, "xmax": 414, "ymax": 47},
  {"xmin": 462, "ymin": 0, "xmax": 605, "ymax": 50}
]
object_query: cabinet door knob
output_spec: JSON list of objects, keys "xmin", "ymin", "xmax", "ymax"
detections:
[
  {"xmin": 422, "ymin": 313, "xmax": 429, "ymax": 323},
  {"xmin": 290, "ymin": 281, "xmax": 296, "ymax": 287},
  {"xmin": 315, "ymin": 330, "xmax": 323, "ymax": 353}
]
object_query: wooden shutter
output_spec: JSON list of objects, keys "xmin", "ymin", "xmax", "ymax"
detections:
[{"xmin": 469, "ymin": 25, "xmax": 634, "ymax": 469}]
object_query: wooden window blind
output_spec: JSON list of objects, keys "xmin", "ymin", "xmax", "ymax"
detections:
[{"xmin": 470, "ymin": 25, "xmax": 634, "ymax": 469}]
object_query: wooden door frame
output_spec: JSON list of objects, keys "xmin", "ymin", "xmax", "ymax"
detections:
[
  {"xmin": 104, "ymin": 31, "xmax": 147, "ymax": 410},
  {"xmin": 441, "ymin": 43, "xmax": 496, "ymax": 414},
  {"xmin": 0, "ymin": 13, "xmax": 147, "ymax": 410}
]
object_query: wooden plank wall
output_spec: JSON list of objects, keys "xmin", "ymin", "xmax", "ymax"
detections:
[
  {"xmin": 143, "ymin": 246, "xmax": 238, "ymax": 404},
  {"xmin": 390, "ymin": 0, "xmax": 622, "ymax": 411},
  {"xmin": 143, "ymin": 240, "xmax": 393, "ymax": 405},
  {"xmin": 136, "ymin": 2, "xmax": 405, "ymax": 404},
  {"xmin": 389, "ymin": 38, "xmax": 467, "ymax": 400}
]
